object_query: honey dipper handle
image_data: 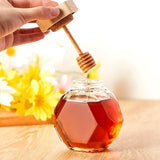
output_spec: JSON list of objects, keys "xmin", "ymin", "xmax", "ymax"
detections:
[{"xmin": 63, "ymin": 25, "xmax": 83, "ymax": 55}]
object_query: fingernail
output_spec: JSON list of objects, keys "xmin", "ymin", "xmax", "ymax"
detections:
[{"xmin": 51, "ymin": 8, "xmax": 60, "ymax": 17}]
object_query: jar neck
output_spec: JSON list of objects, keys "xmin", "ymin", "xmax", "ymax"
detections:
[
  {"xmin": 63, "ymin": 79, "xmax": 112, "ymax": 102},
  {"xmin": 72, "ymin": 79, "xmax": 103, "ymax": 90}
]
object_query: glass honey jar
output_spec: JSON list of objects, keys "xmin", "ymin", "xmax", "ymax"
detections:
[{"xmin": 54, "ymin": 79, "xmax": 123, "ymax": 152}]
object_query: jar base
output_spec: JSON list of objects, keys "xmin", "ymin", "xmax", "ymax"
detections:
[{"xmin": 68, "ymin": 146, "xmax": 107, "ymax": 153}]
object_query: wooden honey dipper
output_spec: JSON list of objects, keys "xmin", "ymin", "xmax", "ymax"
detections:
[{"xmin": 37, "ymin": 0, "xmax": 96, "ymax": 73}]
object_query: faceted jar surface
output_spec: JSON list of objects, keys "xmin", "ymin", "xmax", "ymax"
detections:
[{"xmin": 54, "ymin": 80, "xmax": 123, "ymax": 152}]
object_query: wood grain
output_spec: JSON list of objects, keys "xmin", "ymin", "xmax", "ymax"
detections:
[
  {"xmin": 0, "ymin": 99, "xmax": 160, "ymax": 160},
  {"xmin": 0, "ymin": 109, "xmax": 54, "ymax": 127}
]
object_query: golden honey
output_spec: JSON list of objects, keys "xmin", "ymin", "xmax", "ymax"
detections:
[{"xmin": 54, "ymin": 80, "xmax": 123, "ymax": 152}]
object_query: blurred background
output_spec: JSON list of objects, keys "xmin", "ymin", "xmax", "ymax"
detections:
[{"xmin": 2, "ymin": 0, "xmax": 160, "ymax": 100}]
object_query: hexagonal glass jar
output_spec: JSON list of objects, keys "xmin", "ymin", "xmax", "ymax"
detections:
[{"xmin": 54, "ymin": 79, "xmax": 123, "ymax": 152}]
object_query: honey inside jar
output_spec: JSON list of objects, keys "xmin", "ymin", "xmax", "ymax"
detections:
[{"xmin": 54, "ymin": 80, "xmax": 123, "ymax": 152}]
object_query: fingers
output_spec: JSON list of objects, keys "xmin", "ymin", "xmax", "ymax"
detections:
[
  {"xmin": 13, "ymin": 29, "xmax": 47, "ymax": 46},
  {"xmin": 15, "ymin": 28, "xmax": 50, "ymax": 35},
  {"xmin": 19, "ymin": 6, "xmax": 60, "ymax": 23},
  {"xmin": 9, "ymin": 0, "xmax": 58, "ymax": 8},
  {"xmin": 15, "ymin": 27, "xmax": 42, "ymax": 34},
  {"xmin": 0, "ymin": 28, "xmax": 49, "ymax": 51}
]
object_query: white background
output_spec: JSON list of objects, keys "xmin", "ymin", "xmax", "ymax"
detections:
[{"xmin": 12, "ymin": 0, "xmax": 160, "ymax": 99}]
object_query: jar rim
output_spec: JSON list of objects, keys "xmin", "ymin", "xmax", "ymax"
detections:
[
  {"xmin": 73, "ymin": 79, "xmax": 102, "ymax": 83},
  {"xmin": 72, "ymin": 79, "xmax": 103, "ymax": 88}
]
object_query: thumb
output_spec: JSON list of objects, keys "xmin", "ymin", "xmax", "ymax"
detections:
[{"xmin": 20, "ymin": 6, "xmax": 60, "ymax": 23}]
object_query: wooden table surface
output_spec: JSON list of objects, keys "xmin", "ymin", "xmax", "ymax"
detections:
[{"xmin": 0, "ymin": 99, "xmax": 160, "ymax": 160}]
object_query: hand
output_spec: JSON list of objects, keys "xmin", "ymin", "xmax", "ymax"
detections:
[{"xmin": 0, "ymin": 0, "xmax": 60, "ymax": 51}]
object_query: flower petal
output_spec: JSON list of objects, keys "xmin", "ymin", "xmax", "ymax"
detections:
[
  {"xmin": 25, "ymin": 107, "xmax": 34, "ymax": 116},
  {"xmin": 39, "ymin": 107, "xmax": 47, "ymax": 121},
  {"xmin": 31, "ymin": 80, "xmax": 39, "ymax": 95}
]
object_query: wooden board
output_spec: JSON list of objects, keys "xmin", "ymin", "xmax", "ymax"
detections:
[
  {"xmin": 0, "ymin": 109, "xmax": 53, "ymax": 126},
  {"xmin": 0, "ymin": 99, "xmax": 160, "ymax": 160}
]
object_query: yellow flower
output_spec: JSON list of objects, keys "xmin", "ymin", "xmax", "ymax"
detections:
[
  {"xmin": 0, "ymin": 55, "xmax": 63, "ymax": 121},
  {"xmin": 21, "ymin": 80, "xmax": 61, "ymax": 121},
  {"xmin": 88, "ymin": 61, "xmax": 101, "ymax": 80},
  {"xmin": 6, "ymin": 47, "xmax": 16, "ymax": 57},
  {"xmin": 11, "ymin": 96, "xmax": 32, "ymax": 115},
  {"xmin": 21, "ymin": 57, "xmax": 53, "ymax": 90},
  {"xmin": 0, "ymin": 63, "xmax": 20, "ymax": 88}
]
